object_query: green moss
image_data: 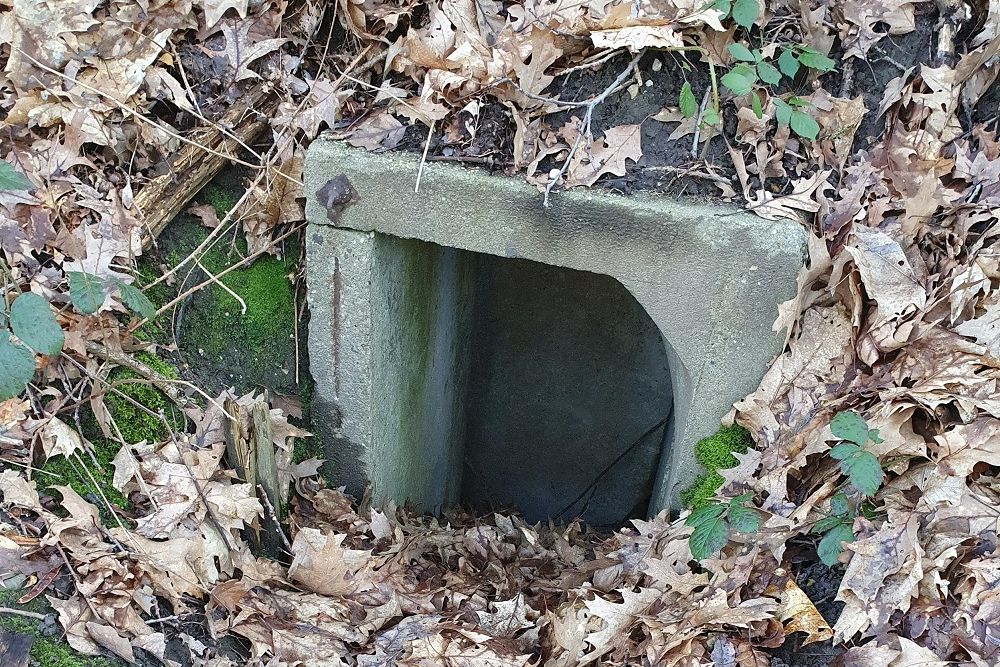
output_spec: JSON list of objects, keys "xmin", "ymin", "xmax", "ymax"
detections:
[
  {"xmin": 0, "ymin": 588, "xmax": 122, "ymax": 667},
  {"xmin": 37, "ymin": 352, "xmax": 182, "ymax": 523},
  {"xmin": 104, "ymin": 352, "xmax": 184, "ymax": 444},
  {"xmin": 201, "ymin": 182, "xmax": 240, "ymax": 219},
  {"xmin": 682, "ymin": 425, "xmax": 754, "ymax": 509}
]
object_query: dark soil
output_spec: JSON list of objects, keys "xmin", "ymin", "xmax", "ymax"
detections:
[{"xmin": 771, "ymin": 557, "xmax": 846, "ymax": 667}]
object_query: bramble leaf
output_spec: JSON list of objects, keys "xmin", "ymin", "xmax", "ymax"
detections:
[
  {"xmin": 690, "ymin": 517, "xmax": 728, "ymax": 560},
  {"xmin": 10, "ymin": 292, "xmax": 63, "ymax": 356},
  {"xmin": 686, "ymin": 502, "xmax": 725, "ymax": 528},
  {"xmin": 829, "ymin": 443, "xmax": 860, "ymax": 460},
  {"xmin": 0, "ymin": 335, "xmax": 35, "ymax": 400},
  {"xmin": 727, "ymin": 504, "xmax": 760, "ymax": 533},
  {"xmin": 116, "ymin": 281, "xmax": 156, "ymax": 320},
  {"xmin": 68, "ymin": 272, "xmax": 105, "ymax": 315},
  {"xmin": 830, "ymin": 491, "xmax": 850, "ymax": 517},
  {"xmin": 818, "ymin": 523, "xmax": 854, "ymax": 566},
  {"xmin": 790, "ymin": 109, "xmax": 820, "ymax": 140},
  {"xmin": 831, "ymin": 411, "xmax": 869, "ymax": 445},
  {"xmin": 757, "ymin": 61, "xmax": 781, "ymax": 85},
  {"xmin": 722, "ymin": 64, "xmax": 756, "ymax": 96},
  {"xmin": 845, "ymin": 451, "xmax": 883, "ymax": 497},
  {"xmin": 731, "ymin": 0, "xmax": 758, "ymax": 28},
  {"xmin": 751, "ymin": 91, "xmax": 763, "ymax": 118},
  {"xmin": 798, "ymin": 47, "xmax": 836, "ymax": 72},
  {"xmin": 778, "ymin": 49, "xmax": 800, "ymax": 77},
  {"xmin": 0, "ymin": 161, "xmax": 31, "ymax": 190},
  {"xmin": 728, "ymin": 43, "xmax": 755, "ymax": 62}
]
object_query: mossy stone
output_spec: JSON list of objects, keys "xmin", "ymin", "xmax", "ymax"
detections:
[{"xmin": 681, "ymin": 425, "xmax": 753, "ymax": 509}]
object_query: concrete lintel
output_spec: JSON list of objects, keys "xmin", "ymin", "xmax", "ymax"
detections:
[{"xmin": 305, "ymin": 137, "xmax": 805, "ymax": 513}]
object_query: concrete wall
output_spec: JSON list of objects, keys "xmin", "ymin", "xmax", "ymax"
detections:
[{"xmin": 305, "ymin": 139, "xmax": 806, "ymax": 516}]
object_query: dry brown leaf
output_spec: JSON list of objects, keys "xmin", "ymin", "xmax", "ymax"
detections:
[{"xmin": 565, "ymin": 124, "xmax": 643, "ymax": 188}]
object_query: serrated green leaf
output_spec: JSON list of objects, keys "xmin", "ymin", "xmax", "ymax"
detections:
[
  {"xmin": 797, "ymin": 47, "xmax": 836, "ymax": 72},
  {"xmin": 831, "ymin": 411, "xmax": 868, "ymax": 445},
  {"xmin": 846, "ymin": 451, "xmax": 883, "ymax": 497},
  {"xmin": 9, "ymin": 292, "xmax": 63, "ymax": 356},
  {"xmin": 0, "ymin": 161, "xmax": 31, "ymax": 190},
  {"xmin": 702, "ymin": 108, "xmax": 721, "ymax": 127},
  {"xmin": 722, "ymin": 64, "xmax": 756, "ymax": 96},
  {"xmin": 778, "ymin": 49, "xmax": 800, "ymax": 77},
  {"xmin": 830, "ymin": 491, "xmax": 850, "ymax": 517},
  {"xmin": 829, "ymin": 443, "xmax": 860, "ymax": 460},
  {"xmin": 727, "ymin": 43, "xmax": 755, "ymax": 62},
  {"xmin": 0, "ymin": 335, "xmax": 35, "ymax": 400},
  {"xmin": 790, "ymin": 109, "xmax": 820, "ymax": 139},
  {"xmin": 116, "ymin": 281, "xmax": 156, "ymax": 320},
  {"xmin": 690, "ymin": 517, "xmax": 729, "ymax": 560},
  {"xmin": 751, "ymin": 91, "xmax": 763, "ymax": 118},
  {"xmin": 727, "ymin": 504, "xmax": 760, "ymax": 533},
  {"xmin": 712, "ymin": 0, "xmax": 732, "ymax": 17},
  {"xmin": 811, "ymin": 515, "xmax": 846, "ymax": 534},
  {"xmin": 730, "ymin": 491, "xmax": 754, "ymax": 505},
  {"xmin": 774, "ymin": 100, "xmax": 791, "ymax": 125},
  {"xmin": 686, "ymin": 502, "xmax": 726, "ymax": 528},
  {"xmin": 757, "ymin": 61, "xmax": 781, "ymax": 85},
  {"xmin": 67, "ymin": 272, "xmax": 105, "ymax": 315},
  {"xmin": 818, "ymin": 523, "xmax": 854, "ymax": 566},
  {"xmin": 679, "ymin": 82, "xmax": 697, "ymax": 118},
  {"xmin": 731, "ymin": 0, "xmax": 758, "ymax": 27}
]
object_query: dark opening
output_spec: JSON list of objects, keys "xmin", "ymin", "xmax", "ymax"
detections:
[{"xmin": 460, "ymin": 253, "xmax": 672, "ymax": 526}]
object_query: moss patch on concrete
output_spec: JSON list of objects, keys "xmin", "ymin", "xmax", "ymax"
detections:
[
  {"xmin": 0, "ymin": 587, "xmax": 122, "ymax": 667},
  {"xmin": 680, "ymin": 425, "xmax": 753, "ymax": 509}
]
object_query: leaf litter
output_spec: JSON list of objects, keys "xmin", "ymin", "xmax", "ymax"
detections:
[{"xmin": 0, "ymin": 0, "xmax": 999, "ymax": 665}]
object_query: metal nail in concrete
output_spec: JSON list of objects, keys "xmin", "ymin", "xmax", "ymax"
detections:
[{"xmin": 304, "ymin": 138, "xmax": 805, "ymax": 524}]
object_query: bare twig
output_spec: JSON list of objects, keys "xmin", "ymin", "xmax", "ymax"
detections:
[
  {"xmin": 543, "ymin": 49, "xmax": 646, "ymax": 207},
  {"xmin": 691, "ymin": 86, "xmax": 711, "ymax": 158},
  {"xmin": 415, "ymin": 119, "xmax": 436, "ymax": 193},
  {"xmin": 0, "ymin": 607, "xmax": 48, "ymax": 621}
]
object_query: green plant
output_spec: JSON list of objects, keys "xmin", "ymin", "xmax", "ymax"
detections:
[
  {"xmin": 811, "ymin": 410, "xmax": 886, "ymax": 566},
  {"xmin": 681, "ymin": 425, "xmax": 753, "ymax": 508},
  {"xmin": 1, "ymin": 292, "xmax": 64, "ymax": 400},
  {"xmin": 811, "ymin": 491, "xmax": 855, "ymax": 566},
  {"xmin": 686, "ymin": 492, "xmax": 761, "ymax": 560},
  {"xmin": 67, "ymin": 272, "xmax": 155, "ymax": 319}
]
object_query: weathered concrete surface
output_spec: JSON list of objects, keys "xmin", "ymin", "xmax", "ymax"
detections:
[{"xmin": 305, "ymin": 138, "xmax": 805, "ymax": 516}]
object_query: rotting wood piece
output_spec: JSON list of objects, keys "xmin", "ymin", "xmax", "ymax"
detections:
[
  {"xmin": 133, "ymin": 86, "xmax": 277, "ymax": 248},
  {"xmin": 251, "ymin": 400, "xmax": 284, "ymax": 557},
  {"xmin": 0, "ymin": 628, "xmax": 33, "ymax": 667}
]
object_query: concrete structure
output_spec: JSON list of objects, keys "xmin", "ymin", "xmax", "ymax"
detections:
[{"xmin": 304, "ymin": 138, "xmax": 805, "ymax": 524}]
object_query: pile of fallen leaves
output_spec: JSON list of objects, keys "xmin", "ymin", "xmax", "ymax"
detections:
[{"xmin": 2, "ymin": 0, "xmax": 1000, "ymax": 665}]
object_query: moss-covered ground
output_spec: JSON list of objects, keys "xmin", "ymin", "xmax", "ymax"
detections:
[
  {"xmin": 0, "ymin": 587, "xmax": 123, "ymax": 667},
  {"xmin": 680, "ymin": 424, "xmax": 754, "ymax": 509}
]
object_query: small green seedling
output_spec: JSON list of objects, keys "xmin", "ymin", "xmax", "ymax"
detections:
[
  {"xmin": 811, "ymin": 491, "xmax": 855, "ymax": 566},
  {"xmin": 712, "ymin": 0, "xmax": 759, "ymax": 28},
  {"xmin": 68, "ymin": 271, "xmax": 156, "ymax": 319},
  {"xmin": 686, "ymin": 491, "xmax": 760, "ymax": 561}
]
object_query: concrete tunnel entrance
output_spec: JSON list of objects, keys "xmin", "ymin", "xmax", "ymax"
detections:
[{"xmin": 367, "ymin": 233, "xmax": 674, "ymax": 526}]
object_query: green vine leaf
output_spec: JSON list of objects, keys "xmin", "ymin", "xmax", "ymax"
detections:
[
  {"xmin": 828, "ymin": 442, "xmax": 860, "ymax": 460},
  {"xmin": 686, "ymin": 502, "xmax": 725, "ymax": 528},
  {"xmin": 830, "ymin": 411, "xmax": 869, "ymax": 445},
  {"xmin": 0, "ymin": 335, "xmax": 36, "ymax": 400},
  {"xmin": 818, "ymin": 523, "xmax": 854, "ymax": 566},
  {"xmin": 68, "ymin": 271, "xmax": 106, "ymax": 315},
  {"xmin": 0, "ymin": 161, "xmax": 31, "ymax": 190},
  {"xmin": 9, "ymin": 292, "xmax": 64, "ymax": 356},
  {"xmin": 690, "ymin": 517, "xmax": 729, "ymax": 560},
  {"xmin": 679, "ymin": 82, "xmax": 697, "ymax": 118}
]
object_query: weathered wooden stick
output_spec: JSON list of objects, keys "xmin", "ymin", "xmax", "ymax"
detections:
[
  {"xmin": 251, "ymin": 400, "xmax": 284, "ymax": 556},
  {"xmin": 134, "ymin": 86, "xmax": 276, "ymax": 248}
]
